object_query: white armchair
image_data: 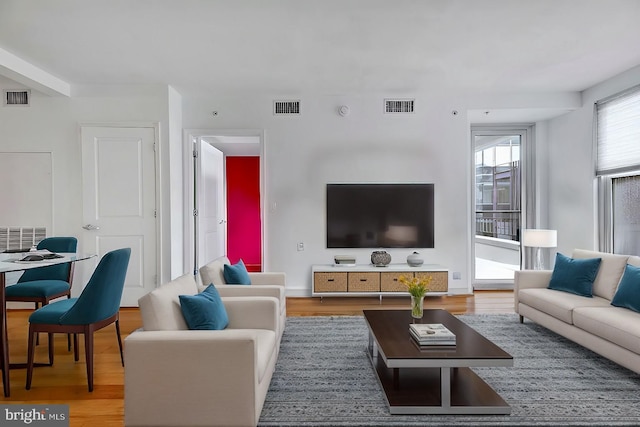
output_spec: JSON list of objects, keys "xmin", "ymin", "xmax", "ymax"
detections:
[
  {"xmin": 199, "ymin": 257, "xmax": 286, "ymax": 339},
  {"xmin": 124, "ymin": 274, "xmax": 280, "ymax": 427}
]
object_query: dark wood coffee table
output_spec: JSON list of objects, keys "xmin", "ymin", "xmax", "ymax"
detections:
[{"xmin": 363, "ymin": 309, "xmax": 513, "ymax": 415}]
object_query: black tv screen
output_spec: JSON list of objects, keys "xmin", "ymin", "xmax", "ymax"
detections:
[{"xmin": 326, "ymin": 183, "xmax": 434, "ymax": 249}]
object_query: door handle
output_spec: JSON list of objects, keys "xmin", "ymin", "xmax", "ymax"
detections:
[{"xmin": 82, "ymin": 224, "xmax": 100, "ymax": 231}]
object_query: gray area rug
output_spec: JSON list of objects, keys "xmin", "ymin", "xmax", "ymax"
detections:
[{"xmin": 258, "ymin": 314, "xmax": 640, "ymax": 426}]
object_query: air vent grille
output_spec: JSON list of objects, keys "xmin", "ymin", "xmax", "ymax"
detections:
[
  {"xmin": 274, "ymin": 100, "xmax": 300, "ymax": 115},
  {"xmin": 0, "ymin": 227, "xmax": 46, "ymax": 251},
  {"xmin": 4, "ymin": 90, "xmax": 30, "ymax": 106},
  {"xmin": 385, "ymin": 99, "xmax": 414, "ymax": 114}
]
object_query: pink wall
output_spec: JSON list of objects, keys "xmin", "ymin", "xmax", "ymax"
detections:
[{"xmin": 226, "ymin": 156, "xmax": 262, "ymax": 271}]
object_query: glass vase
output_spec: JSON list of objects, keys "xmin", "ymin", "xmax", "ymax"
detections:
[{"xmin": 411, "ymin": 295, "xmax": 424, "ymax": 319}]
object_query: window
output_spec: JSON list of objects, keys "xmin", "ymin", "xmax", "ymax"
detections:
[
  {"xmin": 597, "ymin": 85, "xmax": 640, "ymax": 255},
  {"xmin": 475, "ymin": 137, "xmax": 521, "ymax": 241},
  {"xmin": 612, "ymin": 175, "xmax": 640, "ymax": 255}
]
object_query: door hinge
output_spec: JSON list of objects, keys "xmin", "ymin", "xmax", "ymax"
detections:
[
  {"xmin": 193, "ymin": 209, "xmax": 198, "ymax": 217},
  {"xmin": 193, "ymin": 149, "xmax": 198, "ymax": 158},
  {"xmin": 153, "ymin": 209, "xmax": 157, "ymax": 218},
  {"xmin": 153, "ymin": 143, "xmax": 156, "ymax": 152}
]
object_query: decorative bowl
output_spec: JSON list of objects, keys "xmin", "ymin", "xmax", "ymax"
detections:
[{"xmin": 371, "ymin": 250, "xmax": 391, "ymax": 267}]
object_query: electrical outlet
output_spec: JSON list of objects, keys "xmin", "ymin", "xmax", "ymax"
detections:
[
  {"xmin": 297, "ymin": 242, "xmax": 304, "ymax": 251},
  {"xmin": 453, "ymin": 272, "xmax": 461, "ymax": 280}
]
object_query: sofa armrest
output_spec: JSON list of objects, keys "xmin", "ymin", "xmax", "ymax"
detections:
[
  {"xmin": 514, "ymin": 270, "xmax": 553, "ymax": 313},
  {"xmin": 223, "ymin": 296, "xmax": 279, "ymax": 331},
  {"xmin": 247, "ymin": 272, "xmax": 286, "ymax": 286},
  {"xmin": 515, "ymin": 270, "xmax": 552, "ymax": 290},
  {"xmin": 215, "ymin": 285, "xmax": 284, "ymax": 306},
  {"xmin": 124, "ymin": 329, "xmax": 266, "ymax": 427}
]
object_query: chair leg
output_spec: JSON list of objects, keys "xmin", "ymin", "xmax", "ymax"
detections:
[
  {"xmin": 84, "ymin": 327, "xmax": 94, "ymax": 392},
  {"xmin": 73, "ymin": 334, "xmax": 79, "ymax": 362},
  {"xmin": 48, "ymin": 333, "xmax": 54, "ymax": 366},
  {"xmin": 25, "ymin": 325, "xmax": 37, "ymax": 390},
  {"xmin": 67, "ymin": 295, "xmax": 72, "ymax": 352},
  {"xmin": 35, "ymin": 302, "xmax": 40, "ymax": 346},
  {"xmin": 115, "ymin": 318, "xmax": 124, "ymax": 367}
]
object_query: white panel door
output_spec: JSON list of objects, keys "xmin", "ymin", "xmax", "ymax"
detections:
[
  {"xmin": 195, "ymin": 141, "xmax": 225, "ymax": 271},
  {"xmin": 81, "ymin": 126, "xmax": 157, "ymax": 306}
]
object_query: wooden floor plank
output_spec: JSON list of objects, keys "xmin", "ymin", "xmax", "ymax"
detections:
[{"xmin": 0, "ymin": 290, "xmax": 514, "ymax": 426}]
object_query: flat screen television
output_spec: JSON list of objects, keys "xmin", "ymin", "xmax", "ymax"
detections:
[{"xmin": 326, "ymin": 183, "xmax": 434, "ymax": 249}]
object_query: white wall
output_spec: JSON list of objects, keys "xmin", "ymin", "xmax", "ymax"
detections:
[
  {"xmin": 546, "ymin": 65, "xmax": 640, "ymax": 256},
  {"xmin": 184, "ymin": 91, "xmax": 579, "ymax": 295},
  {"xmin": 167, "ymin": 86, "xmax": 184, "ymax": 278},
  {"xmin": 1, "ymin": 77, "xmax": 595, "ymax": 297},
  {"xmin": 0, "ymin": 83, "xmax": 182, "ymax": 292}
]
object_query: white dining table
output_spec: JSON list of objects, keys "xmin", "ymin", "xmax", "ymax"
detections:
[{"xmin": 0, "ymin": 251, "xmax": 96, "ymax": 397}]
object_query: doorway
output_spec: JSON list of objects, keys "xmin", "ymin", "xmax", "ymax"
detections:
[
  {"xmin": 472, "ymin": 128, "xmax": 526, "ymax": 289},
  {"xmin": 226, "ymin": 156, "xmax": 262, "ymax": 271},
  {"xmin": 184, "ymin": 130, "xmax": 264, "ymax": 276}
]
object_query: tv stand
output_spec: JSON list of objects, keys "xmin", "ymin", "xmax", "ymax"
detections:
[{"xmin": 311, "ymin": 264, "xmax": 448, "ymax": 300}]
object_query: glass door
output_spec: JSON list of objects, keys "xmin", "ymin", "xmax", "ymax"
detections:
[{"xmin": 473, "ymin": 131, "xmax": 522, "ymax": 288}]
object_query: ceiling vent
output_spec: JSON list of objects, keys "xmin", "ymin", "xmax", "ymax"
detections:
[
  {"xmin": 273, "ymin": 100, "xmax": 300, "ymax": 115},
  {"xmin": 4, "ymin": 89, "xmax": 31, "ymax": 107},
  {"xmin": 384, "ymin": 98, "xmax": 414, "ymax": 114}
]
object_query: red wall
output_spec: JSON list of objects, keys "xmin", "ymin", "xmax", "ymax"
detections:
[{"xmin": 226, "ymin": 156, "xmax": 261, "ymax": 271}]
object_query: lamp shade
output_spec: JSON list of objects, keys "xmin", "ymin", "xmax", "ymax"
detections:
[{"xmin": 522, "ymin": 229, "xmax": 557, "ymax": 248}]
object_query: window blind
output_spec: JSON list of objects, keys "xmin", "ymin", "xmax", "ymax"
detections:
[{"xmin": 596, "ymin": 86, "xmax": 640, "ymax": 175}]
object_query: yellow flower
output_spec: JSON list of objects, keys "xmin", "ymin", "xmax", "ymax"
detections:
[{"xmin": 398, "ymin": 274, "xmax": 432, "ymax": 298}]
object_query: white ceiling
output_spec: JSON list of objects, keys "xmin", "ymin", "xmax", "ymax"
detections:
[{"xmin": 1, "ymin": 0, "xmax": 639, "ymax": 99}]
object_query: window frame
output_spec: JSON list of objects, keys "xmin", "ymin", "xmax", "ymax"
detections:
[
  {"xmin": 596, "ymin": 85, "xmax": 640, "ymax": 253},
  {"xmin": 471, "ymin": 124, "xmax": 535, "ymax": 289}
]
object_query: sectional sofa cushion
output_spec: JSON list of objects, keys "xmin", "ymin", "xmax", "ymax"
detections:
[
  {"xmin": 573, "ymin": 306, "xmax": 640, "ymax": 355},
  {"xmin": 572, "ymin": 249, "xmax": 629, "ymax": 300},
  {"xmin": 518, "ymin": 288, "xmax": 610, "ymax": 324},
  {"xmin": 223, "ymin": 259, "xmax": 251, "ymax": 285},
  {"xmin": 138, "ymin": 274, "xmax": 198, "ymax": 331},
  {"xmin": 179, "ymin": 285, "xmax": 229, "ymax": 330},
  {"xmin": 611, "ymin": 264, "xmax": 640, "ymax": 313},
  {"xmin": 548, "ymin": 252, "xmax": 601, "ymax": 297}
]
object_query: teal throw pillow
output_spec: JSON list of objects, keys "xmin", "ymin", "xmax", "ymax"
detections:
[
  {"xmin": 548, "ymin": 252, "xmax": 601, "ymax": 297},
  {"xmin": 223, "ymin": 259, "xmax": 251, "ymax": 285},
  {"xmin": 611, "ymin": 264, "xmax": 640, "ymax": 313},
  {"xmin": 179, "ymin": 285, "xmax": 228, "ymax": 330}
]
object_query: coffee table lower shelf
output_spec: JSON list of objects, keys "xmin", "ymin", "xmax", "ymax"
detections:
[{"xmin": 370, "ymin": 353, "xmax": 511, "ymax": 415}]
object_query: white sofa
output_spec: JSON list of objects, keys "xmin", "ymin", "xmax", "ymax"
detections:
[
  {"xmin": 124, "ymin": 273, "xmax": 280, "ymax": 427},
  {"xmin": 515, "ymin": 248, "xmax": 640, "ymax": 374},
  {"xmin": 199, "ymin": 256, "xmax": 286, "ymax": 341}
]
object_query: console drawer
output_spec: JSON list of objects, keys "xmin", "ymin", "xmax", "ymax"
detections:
[
  {"xmin": 348, "ymin": 272, "xmax": 380, "ymax": 292},
  {"xmin": 313, "ymin": 272, "xmax": 347, "ymax": 292},
  {"xmin": 380, "ymin": 272, "xmax": 413, "ymax": 292},
  {"xmin": 415, "ymin": 271, "xmax": 448, "ymax": 292}
]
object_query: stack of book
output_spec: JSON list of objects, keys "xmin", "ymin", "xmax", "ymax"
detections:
[{"xmin": 409, "ymin": 323, "xmax": 456, "ymax": 346}]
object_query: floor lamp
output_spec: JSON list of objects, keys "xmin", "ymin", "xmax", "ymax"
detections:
[{"xmin": 522, "ymin": 229, "xmax": 557, "ymax": 270}]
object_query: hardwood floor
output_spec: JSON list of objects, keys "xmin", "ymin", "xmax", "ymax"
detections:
[
  {"xmin": 286, "ymin": 290, "xmax": 516, "ymax": 316},
  {"xmin": 0, "ymin": 290, "xmax": 514, "ymax": 426}
]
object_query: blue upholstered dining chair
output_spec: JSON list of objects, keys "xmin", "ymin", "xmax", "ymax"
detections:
[
  {"xmin": 6, "ymin": 237, "xmax": 78, "ymax": 349},
  {"xmin": 25, "ymin": 247, "xmax": 131, "ymax": 392},
  {"xmin": 7, "ymin": 237, "xmax": 78, "ymax": 305}
]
